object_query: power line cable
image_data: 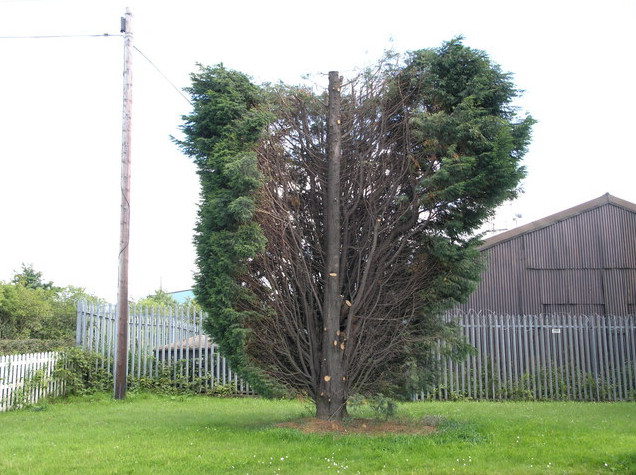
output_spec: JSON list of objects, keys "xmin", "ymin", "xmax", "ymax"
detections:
[
  {"xmin": 0, "ymin": 31, "xmax": 192, "ymax": 106},
  {"xmin": 0, "ymin": 33, "xmax": 121, "ymax": 39},
  {"xmin": 133, "ymin": 45, "xmax": 192, "ymax": 106}
]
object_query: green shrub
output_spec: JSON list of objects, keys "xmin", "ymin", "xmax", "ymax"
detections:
[
  {"xmin": 53, "ymin": 347, "xmax": 113, "ymax": 396},
  {"xmin": 0, "ymin": 339, "xmax": 73, "ymax": 355},
  {"xmin": 51, "ymin": 349, "xmax": 245, "ymax": 398},
  {"xmin": 128, "ymin": 357, "xmax": 241, "ymax": 397}
]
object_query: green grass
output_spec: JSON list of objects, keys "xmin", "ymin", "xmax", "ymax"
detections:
[{"xmin": 1, "ymin": 393, "xmax": 634, "ymax": 474}]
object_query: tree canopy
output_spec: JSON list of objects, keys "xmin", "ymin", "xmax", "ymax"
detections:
[
  {"xmin": 0, "ymin": 264, "xmax": 103, "ymax": 350},
  {"xmin": 135, "ymin": 288, "xmax": 179, "ymax": 308},
  {"xmin": 178, "ymin": 39, "xmax": 534, "ymax": 419}
]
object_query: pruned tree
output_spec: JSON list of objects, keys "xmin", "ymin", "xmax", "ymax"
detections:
[{"xmin": 178, "ymin": 39, "xmax": 534, "ymax": 420}]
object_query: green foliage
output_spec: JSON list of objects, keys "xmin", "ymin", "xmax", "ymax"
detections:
[
  {"xmin": 0, "ymin": 339, "xmax": 72, "ymax": 354},
  {"xmin": 48, "ymin": 348, "xmax": 247, "ymax": 399},
  {"xmin": 417, "ymin": 235, "xmax": 486, "ymax": 317},
  {"xmin": 176, "ymin": 64, "xmax": 279, "ymax": 397},
  {"xmin": 53, "ymin": 347, "xmax": 113, "ymax": 396},
  {"xmin": 400, "ymin": 38, "xmax": 535, "ymax": 238},
  {"xmin": 0, "ymin": 283, "xmax": 53, "ymax": 339},
  {"xmin": 35, "ymin": 285, "xmax": 95, "ymax": 341},
  {"xmin": 11, "ymin": 263, "xmax": 57, "ymax": 291},
  {"xmin": 128, "ymin": 357, "xmax": 239, "ymax": 397},
  {"xmin": 0, "ymin": 266, "xmax": 102, "ymax": 345},
  {"xmin": 135, "ymin": 288, "xmax": 179, "ymax": 308}
]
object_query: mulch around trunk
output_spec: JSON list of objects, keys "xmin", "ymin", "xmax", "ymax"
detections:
[{"xmin": 276, "ymin": 417, "xmax": 436, "ymax": 435}]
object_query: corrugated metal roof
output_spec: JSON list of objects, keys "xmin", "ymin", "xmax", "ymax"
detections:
[
  {"xmin": 480, "ymin": 193, "xmax": 636, "ymax": 250},
  {"xmin": 453, "ymin": 193, "xmax": 636, "ymax": 316}
]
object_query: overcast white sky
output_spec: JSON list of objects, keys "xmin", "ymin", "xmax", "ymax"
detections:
[{"xmin": 1, "ymin": 0, "xmax": 635, "ymax": 302}]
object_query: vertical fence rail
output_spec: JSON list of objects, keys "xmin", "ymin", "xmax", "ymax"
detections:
[
  {"xmin": 0, "ymin": 352, "xmax": 65, "ymax": 412},
  {"xmin": 75, "ymin": 301, "xmax": 253, "ymax": 395},
  {"xmin": 421, "ymin": 313, "xmax": 636, "ymax": 401}
]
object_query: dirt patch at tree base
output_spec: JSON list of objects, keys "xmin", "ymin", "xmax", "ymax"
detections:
[{"xmin": 276, "ymin": 418, "xmax": 436, "ymax": 435}]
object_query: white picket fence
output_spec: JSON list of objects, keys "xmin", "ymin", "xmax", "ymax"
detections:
[{"xmin": 0, "ymin": 351, "xmax": 65, "ymax": 412}]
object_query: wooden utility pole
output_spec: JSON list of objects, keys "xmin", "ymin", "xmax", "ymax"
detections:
[{"xmin": 114, "ymin": 9, "xmax": 133, "ymax": 400}]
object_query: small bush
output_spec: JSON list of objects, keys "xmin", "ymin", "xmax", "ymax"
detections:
[
  {"xmin": 53, "ymin": 347, "xmax": 113, "ymax": 396},
  {"xmin": 128, "ymin": 358, "xmax": 241, "ymax": 397}
]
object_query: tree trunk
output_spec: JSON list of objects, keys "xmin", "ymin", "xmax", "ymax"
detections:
[{"xmin": 316, "ymin": 71, "xmax": 347, "ymax": 420}]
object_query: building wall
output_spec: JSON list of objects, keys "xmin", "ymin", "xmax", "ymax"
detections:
[{"xmin": 455, "ymin": 202, "xmax": 636, "ymax": 316}]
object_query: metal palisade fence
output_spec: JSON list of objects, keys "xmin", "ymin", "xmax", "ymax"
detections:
[
  {"xmin": 76, "ymin": 301, "xmax": 253, "ymax": 394},
  {"xmin": 77, "ymin": 302, "xmax": 635, "ymax": 401},
  {"xmin": 0, "ymin": 352, "xmax": 65, "ymax": 411},
  {"xmin": 422, "ymin": 312, "xmax": 636, "ymax": 401}
]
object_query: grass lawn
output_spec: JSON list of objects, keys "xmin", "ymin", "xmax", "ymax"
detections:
[{"xmin": 1, "ymin": 393, "xmax": 634, "ymax": 474}]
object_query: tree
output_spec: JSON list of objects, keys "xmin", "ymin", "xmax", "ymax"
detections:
[
  {"xmin": 0, "ymin": 283, "xmax": 53, "ymax": 339},
  {"xmin": 40, "ymin": 285, "xmax": 103, "ymax": 342},
  {"xmin": 11, "ymin": 263, "xmax": 57, "ymax": 291},
  {"xmin": 178, "ymin": 39, "xmax": 534, "ymax": 420},
  {"xmin": 136, "ymin": 288, "xmax": 179, "ymax": 308},
  {"xmin": 0, "ymin": 266, "xmax": 103, "ymax": 344}
]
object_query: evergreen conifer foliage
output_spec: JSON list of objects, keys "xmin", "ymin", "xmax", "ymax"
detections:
[{"xmin": 178, "ymin": 40, "xmax": 534, "ymax": 419}]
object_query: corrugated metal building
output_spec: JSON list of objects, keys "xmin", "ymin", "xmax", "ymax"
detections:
[{"xmin": 454, "ymin": 193, "xmax": 636, "ymax": 316}]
